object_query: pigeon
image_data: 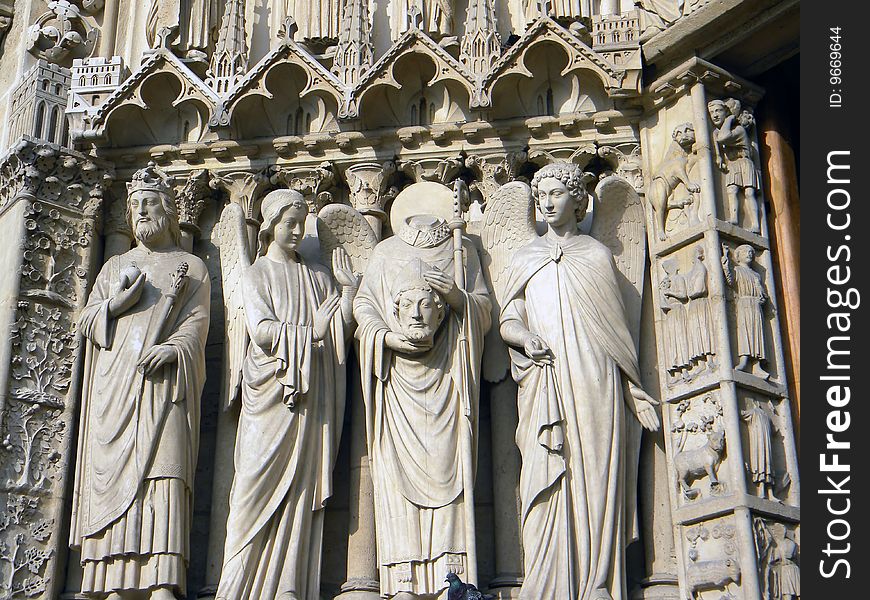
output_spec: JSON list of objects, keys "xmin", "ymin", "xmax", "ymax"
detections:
[{"xmin": 445, "ymin": 572, "xmax": 494, "ymax": 600}]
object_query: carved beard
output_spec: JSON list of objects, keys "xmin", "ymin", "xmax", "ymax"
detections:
[
  {"xmin": 403, "ymin": 325, "xmax": 434, "ymax": 343},
  {"xmin": 135, "ymin": 215, "xmax": 169, "ymax": 244}
]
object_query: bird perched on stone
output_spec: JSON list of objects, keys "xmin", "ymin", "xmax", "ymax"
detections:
[{"xmin": 446, "ymin": 573, "xmax": 493, "ymax": 600}]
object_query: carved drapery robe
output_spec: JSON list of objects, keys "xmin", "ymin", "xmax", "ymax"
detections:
[
  {"xmin": 686, "ymin": 258, "xmax": 714, "ymax": 363},
  {"xmin": 733, "ymin": 263, "xmax": 766, "ymax": 361},
  {"xmin": 661, "ymin": 273, "xmax": 689, "ymax": 372},
  {"xmin": 500, "ymin": 235, "xmax": 642, "ymax": 600},
  {"xmin": 392, "ymin": 0, "xmax": 455, "ymax": 40},
  {"xmin": 742, "ymin": 405, "xmax": 773, "ymax": 486},
  {"xmin": 70, "ymin": 248, "xmax": 210, "ymax": 596},
  {"xmin": 285, "ymin": 0, "xmax": 341, "ymax": 41},
  {"xmin": 182, "ymin": 0, "xmax": 222, "ymax": 52},
  {"xmin": 354, "ymin": 234, "xmax": 490, "ymax": 597},
  {"xmin": 216, "ymin": 256, "xmax": 347, "ymax": 600}
]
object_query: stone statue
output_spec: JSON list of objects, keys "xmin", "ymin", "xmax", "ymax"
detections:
[
  {"xmin": 214, "ymin": 190, "xmax": 359, "ymax": 600},
  {"xmin": 721, "ymin": 244, "xmax": 769, "ymax": 379},
  {"xmin": 742, "ymin": 400, "xmax": 779, "ymax": 501},
  {"xmin": 393, "ymin": 0, "xmax": 456, "ymax": 41},
  {"xmin": 69, "ymin": 163, "xmax": 211, "ymax": 600},
  {"xmin": 354, "ymin": 182, "xmax": 491, "ymax": 598},
  {"xmin": 635, "ymin": 0, "xmax": 684, "ymax": 40},
  {"xmin": 647, "ymin": 122, "xmax": 699, "ymax": 241},
  {"xmin": 708, "ymin": 98, "xmax": 762, "ymax": 233},
  {"xmin": 481, "ymin": 165, "xmax": 660, "ymax": 599}
]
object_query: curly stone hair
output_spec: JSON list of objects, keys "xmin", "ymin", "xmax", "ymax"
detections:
[{"xmin": 531, "ymin": 162, "xmax": 590, "ymax": 222}]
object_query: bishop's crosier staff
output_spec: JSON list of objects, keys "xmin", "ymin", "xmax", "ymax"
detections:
[{"xmin": 450, "ymin": 179, "xmax": 478, "ymax": 586}]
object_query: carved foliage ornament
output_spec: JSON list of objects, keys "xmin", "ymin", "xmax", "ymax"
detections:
[{"xmin": 27, "ymin": 0, "xmax": 102, "ymax": 65}]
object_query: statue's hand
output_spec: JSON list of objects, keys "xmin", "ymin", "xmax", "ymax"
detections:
[
  {"xmin": 313, "ymin": 294, "xmax": 341, "ymax": 341},
  {"xmin": 523, "ymin": 334, "xmax": 553, "ymax": 366},
  {"xmin": 628, "ymin": 382, "xmax": 661, "ymax": 431},
  {"xmin": 109, "ymin": 272, "xmax": 146, "ymax": 317},
  {"xmin": 423, "ymin": 268, "xmax": 464, "ymax": 311},
  {"xmin": 384, "ymin": 331, "xmax": 432, "ymax": 356},
  {"xmin": 332, "ymin": 247, "xmax": 360, "ymax": 290},
  {"xmin": 137, "ymin": 344, "xmax": 178, "ymax": 375},
  {"xmin": 687, "ymin": 181, "xmax": 701, "ymax": 194}
]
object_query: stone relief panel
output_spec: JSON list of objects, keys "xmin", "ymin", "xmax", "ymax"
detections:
[
  {"xmin": 647, "ymin": 122, "xmax": 700, "ymax": 242},
  {"xmin": 720, "ymin": 241, "xmax": 778, "ymax": 382},
  {"xmin": 668, "ymin": 392, "xmax": 727, "ymax": 503},
  {"xmin": 738, "ymin": 392, "xmax": 798, "ymax": 506},
  {"xmin": 707, "ymin": 97, "xmax": 764, "ymax": 235},
  {"xmin": 0, "ymin": 493, "xmax": 55, "ymax": 598},
  {"xmin": 658, "ymin": 243, "xmax": 717, "ymax": 387},
  {"xmin": 754, "ymin": 518, "xmax": 800, "ymax": 600},
  {"xmin": 683, "ymin": 517, "xmax": 742, "ymax": 599},
  {"xmin": 27, "ymin": 0, "xmax": 102, "ymax": 66}
]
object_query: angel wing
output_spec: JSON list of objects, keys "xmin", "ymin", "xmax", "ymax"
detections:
[
  {"xmin": 317, "ymin": 203, "xmax": 378, "ymax": 276},
  {"xmin": 479, "ymin": 181, "xmax": 538, "ymax": 383},
  {"xmin": 590, "ymin": 175, "xmax": 647, "ymax": 345},
  {"xmin": 215, "ymin": 202, "xmax": 253, "ymax": 411}
]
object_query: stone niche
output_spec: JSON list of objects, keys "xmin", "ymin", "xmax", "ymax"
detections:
[{"xmin": 0, "ymin": 2, "xmax": 799, "ymax": 600}]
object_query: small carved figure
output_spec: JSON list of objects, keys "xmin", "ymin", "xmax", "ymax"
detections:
[
  {"xmin": 660, "ymin": 258, "xmax": 690, "ymax": 381},
  {"xmin": 770, "ymin": 523, "xmax": 800, "ymax": 600},
  {"xmin": 673, "ymin": 429, "xmax": 725, "ymax": 499},
  {"xmin": 648, "ymin": 123, "xmax": 700, "ymax": 241},
  {"xmin": 722, "ymin": 244, "xmax": 770, "ymax": 379},
  {"xmin": 687, "ymin": 557, "xmax": 741, "ymax": 596},
  {"xmin": 741, "ymin": 399, "xmax": 780, "ymax": 501},
  {"xmin": 70, "ymin": 163, "xmax": 211, "ymax": 600},
  {"xmin": 708, "ymin": 99, "xmax": 762, "ymax": 233},
  {"xmin": 686, "ymin": 245, "xmax": 716, "ymax": 373}
]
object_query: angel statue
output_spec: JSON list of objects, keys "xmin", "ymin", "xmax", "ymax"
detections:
[
  {"xmin": 213, "ymin": 189, "xmax": 367, "ymax": 600},
  {"xmin": 480, "ymin": 163, "xmax": 661, "ymax": 600},
  {"xmin": 354, "ymin": 181, "xmax": 492, "ymax": 599}
]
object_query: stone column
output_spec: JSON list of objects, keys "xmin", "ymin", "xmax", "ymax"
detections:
[
  {"xmin": 641, "ymin": 59, "xmax": 800, "ymax": 600},
  {"xmin": 0, "ymin": 141, "xmax": 112, "ymax": 600},
  {"xmin": 198, "ymin": 170, "xmax": 272, "ymax": 599},
  {"xmin": 335, "ymin": 161, "xmax": 397, "ymax": 600},
  {"xmin": 176, "ymin": 169, "xmax": 212, "ymax": 253},
  {"xmin": 102, "ymin": 187, "xmax": 133, "ymax": 260},
  {"xmin": 486, "ymin": 379, "xmax": 523, "ymax": 599}
]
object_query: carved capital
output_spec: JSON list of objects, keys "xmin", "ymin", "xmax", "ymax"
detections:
[
  {"xmin": 211, "ymin": 169, "xmax": 272, "ymax": 222},
  {"xmin": 464, "ymin": 150, "xmax": 528, "ymax": 204},
  {"xmin": 344, "ymin": 161, "xmax": 398, "ymax": 220},
  {"xmin": 271, "ymin": 162, "xmax": 337, "ymax": 214},
  {"xmin": 175, "ymin": 169, "xmax": 213, "ymax": 234}
]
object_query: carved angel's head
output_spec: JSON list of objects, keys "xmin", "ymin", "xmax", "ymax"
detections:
[
  {"xmin": 531, "ymin": 162, "xmax": 590, "ymax": 227},
  {"xmin": 258, "ymin": 189, "xmax": 308, "ymax": 256},
  {"xmin": 392, "ymin": 259, "xmax": 446, "ymax": 344}
]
